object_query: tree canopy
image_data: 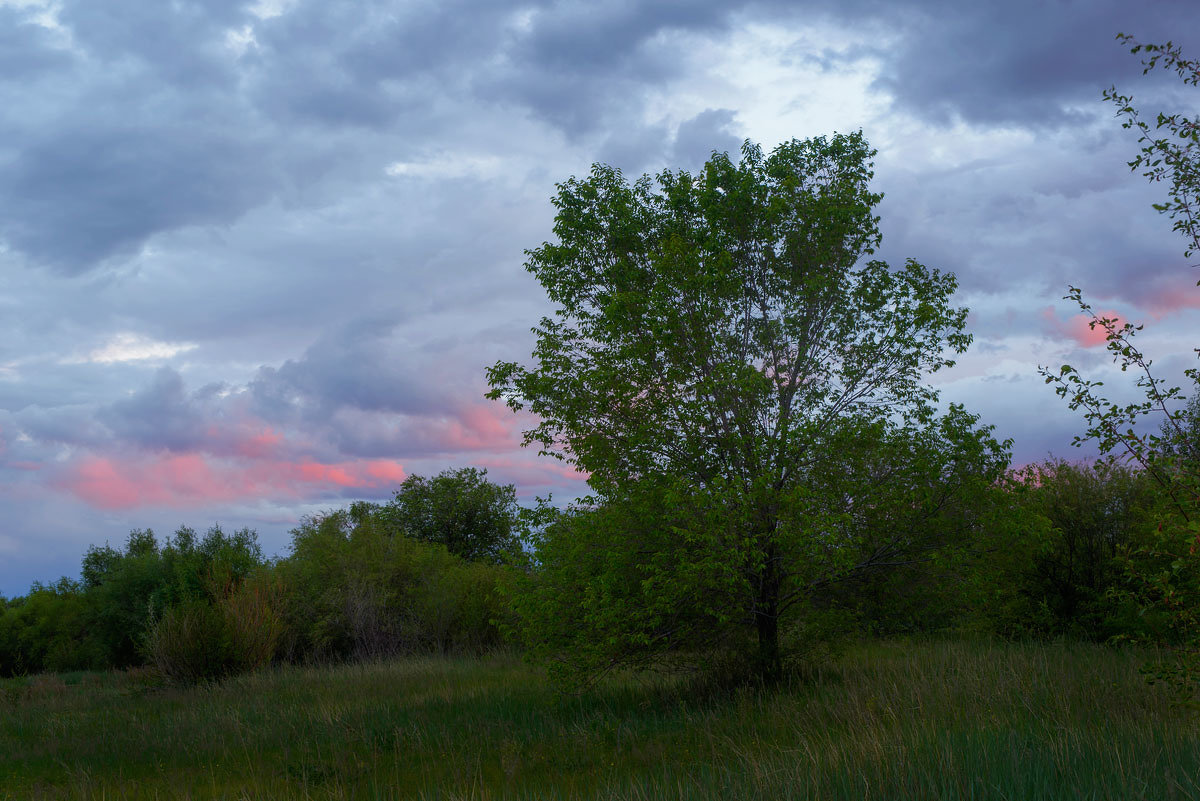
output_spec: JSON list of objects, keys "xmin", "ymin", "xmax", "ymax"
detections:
[
  {"xmin": 384, "ymin": 467, "xmax": 524, "ymax": 565},
  {"xmin": 489, "ymin": 133, "xmax": 1005, "ymax": 682}
]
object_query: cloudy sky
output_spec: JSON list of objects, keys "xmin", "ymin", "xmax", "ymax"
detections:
[{"xmin": 1, "ymin": 0, "xmax": 1198, "ymax": 595}]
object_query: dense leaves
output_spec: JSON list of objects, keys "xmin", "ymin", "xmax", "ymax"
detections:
[
  {"xmin": 509, "ymin": 404, "xmax": 1011, "ymax": 684},
  {"xmin": 383, "ymin": 467, "xmax": 526, "ymax": 564},
  {"xmin": 276, "ymin": 502, "xmax": 509, "ymax": 661},
  {"xmin": 963, "ymin": 460, "xmax": 1158, "ymax": 639},
  {"xmin": 0, "ymin": 526, "xmax": 267, "ymax": 677}
]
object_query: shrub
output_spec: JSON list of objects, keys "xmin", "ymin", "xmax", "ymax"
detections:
[
  {"xmin": 965, "ymin": 459, "xmax": 1158, "ymax": 639},
  {"xmin": 0, "ymin": 579, "xmax": 103, "ymax": 676},
  {"xmin": 219, "ymin": 570, "xmax": 286, "ymax": 672},
  {"xmin": 80, "ymin": 525, "xmax": 269, "ymax": 672},
  {"xmin": 277, "ymin": 505, "xmax": 510, "ymax": 662},
  {"xmin": 144, "ymin": 601, "xmax": 235, "ymax": 684}
]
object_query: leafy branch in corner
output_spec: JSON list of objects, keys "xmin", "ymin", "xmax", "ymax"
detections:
[{"xmin": 1103, "ymin": 34, "xmax": 1200, "ymax": 269}]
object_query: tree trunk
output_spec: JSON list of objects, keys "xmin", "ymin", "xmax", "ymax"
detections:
[
  {"xmin": 754, "ymin": 605, "xmax": 781, "ymax": 684},
  {"xmin": 754, "ymin": 537, "xmax": 782, "ymax": 684}
]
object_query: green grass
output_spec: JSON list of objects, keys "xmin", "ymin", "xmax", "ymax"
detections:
[{"xmin": 2, "ymin": 639, "xmax": 1197, "ymax": 800}]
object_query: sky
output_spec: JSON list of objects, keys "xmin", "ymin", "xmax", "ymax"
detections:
[{"xmin": 1, "ymin": 0, "xmax": 1199, "ymax": 595}]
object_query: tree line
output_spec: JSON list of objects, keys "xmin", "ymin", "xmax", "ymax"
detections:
[{"xmin": 0, "ymin": 453, "xmax": 1191, "ymax": 685}]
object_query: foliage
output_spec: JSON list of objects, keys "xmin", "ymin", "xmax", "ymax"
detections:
[
  {"xmin": 802, "ymin": 406, "xmax": 1013, "ymax": 636},
  {"xmin": 220, "ymin": 569, "xmax": 287, "ymax": 673},
  {"xmin": 1, "ymin": 478, "xmax": 524, "ymax": 678},
  {"xmin": 144, "ymin": 568, "xmax": 286, "ymax": 685},
  {"xmin": 1041, "ymin": 288, "xmax": 1199, "ymax": 517},
  {"xmin": 144, "ymin": 600, "xmax": 236, "ymax": 684},
  {"xmin": 1041, "ymin": 291, "xmax": 1200, "ymax": 697},
  {"xmin": 1156, "ymin": 392, "xmax": 1200, "ymax": 470},
  {"xmin": 511, "ymin": 405, "xmax": 1009, "ymax": 684},
  {"xmin": 0, "ymin": 579, "xmax": 102, "ymax": 676},
  {"xmin": 383, "ymin": 467, "xmax": 526, "ymax": 564},
  {"xmin": 966, "ymin": 459, "xmax": 1158, "ymax": 639},
  {"xmin": 83, "ymin": 529, "xmax": 168, "ymax": 668},
  {"xmin": 0, "ymin": 524, "xmax": 268, "ymax": 677},
  {"xmin": 490, "ymin": 133, "xmax": 998, "ymax": 681},
  {"xmin": 277, "ymin": 503, "xmax": 510, "ymax": 661},
  {"xmin": 84, "ymin": 525, "xmax": 266, "ymax": 668}
]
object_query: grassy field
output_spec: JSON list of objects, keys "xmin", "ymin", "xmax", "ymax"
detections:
[{"xmin": 2, "ymin": 638, "xmax": 1198, "ymax": 800}]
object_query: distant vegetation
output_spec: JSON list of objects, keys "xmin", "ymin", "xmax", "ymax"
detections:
[
  {"xmin": 0, "ymin": 467, "xmax": 530, "ymax": 682},
  {"xmin": 1, "ymin": 455, "xmax": 1188, "ymax": 684}
]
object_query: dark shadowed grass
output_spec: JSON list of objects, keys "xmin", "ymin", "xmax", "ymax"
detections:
[{"xmin": 2, "ymin": 639, "xmax": 1197, "ymax": 800}]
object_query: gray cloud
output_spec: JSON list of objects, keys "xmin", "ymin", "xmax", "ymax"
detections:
[
  {"xmin": 55, "ymin": 1, "xmax": 246, "ymax": 87},
  {"xmin": 822, "ymin": 0, "xmax": 1200, "ymax": 128},
  {"xmin": 11, "ymin": 405, "xmax": 111, "ymax": 451},
  {"xmin": 8, "ymin": 0, "xmax": 1196, "ymax": 275},
  {"xmin": 3, "ymin": 126, "xmax": 278, "ymax": 272},
  {"xmin": 593, "ymin": 108, "xmax": 743, "ymax": 175},
  {"xmin": 98, "ymin": 367, "xmax": 209, "ymax": 453},
  {"xmin": 250, "ymin": 317, "xmax": 453, "ymax": 423},
  {"xmin": 669, "ymin": 108, "xmax": 743, "ymax": 172}
]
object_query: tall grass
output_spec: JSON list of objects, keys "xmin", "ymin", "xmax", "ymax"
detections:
[{"xmin": 2, "ymin": 639, "xmax": 1197, "ymax": 800}]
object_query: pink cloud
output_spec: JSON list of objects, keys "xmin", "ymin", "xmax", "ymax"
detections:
[
  {"xmin": 1065, "ymin": 313, "xmax": 1120, "ymax": 347},
  {"xmin": 364, "ymin": 460, "xmax": 407, "ymax": 483},
  {"xmin": 59, "ymin": 453, "xmax": 409, "ymax": 510},
  {"xmin": 67, "ymin": 458, "xmax": 148, "ymax": 509},
  {"xmin": 1138, "ymin": 283, "xmax": 1200, "ymax": 319},
  {"xmin": 475, "ymin": 455, "xmax": 591, "ymax": 493},
  {"xmin": 231, "ymin": 427, "xmax": 284, "ymax": 459},
  {"xmin": 45, "ymin": 397, "xmax": 552, "ymax": 510},
  {"xmin": 295, "ymin": 461, "xmax": 357, "ymax": 487},
  {"xmin": 1042, "ymin": 306, "xmax": 1124, "ymax": 348},
  {"xmin": 433, "ymin": 403, "xmax": 523, "ymax": 451},
  {"xmin": 384, "ymin": 402, "xmax": 531, "ymax": 455}
]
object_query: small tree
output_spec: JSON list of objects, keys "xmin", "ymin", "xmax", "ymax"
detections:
[
  {"xmin": 277, "ymin": 504, "xmax": 509, "ymax": 661},
  {"xmin": 489, "ymin": 134, "xmax": 1000, "ymax": 682},
  {"xmin": 983, "ymin": 459, "xmax": 1157, "ymax": 638},
  {"xmin": 385, "ymin": 468, "xmax": 523, "ymax": 564}
]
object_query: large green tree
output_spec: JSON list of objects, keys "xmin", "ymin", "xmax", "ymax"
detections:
[{"xmin": 488, "ymin": 133, "xmax": 1001, "ymax": 681}]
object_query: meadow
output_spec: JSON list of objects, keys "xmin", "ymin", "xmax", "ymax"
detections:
[{"xmin": 3, "ymin": 638, "xmax": 1197, "ymax": 801}]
